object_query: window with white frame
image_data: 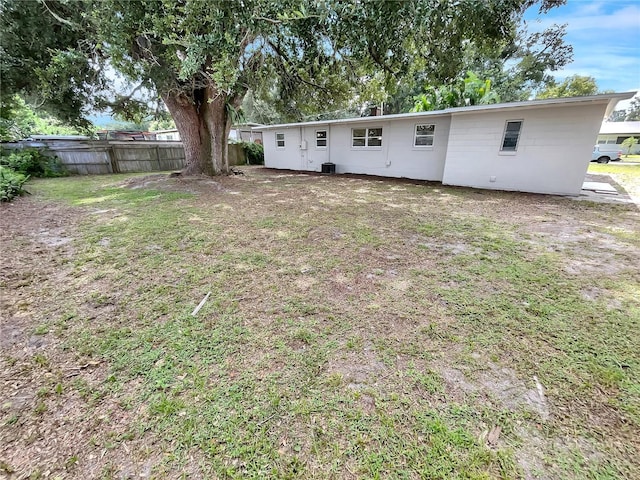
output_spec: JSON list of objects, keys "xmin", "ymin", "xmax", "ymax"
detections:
[
  {"xmin": 276, "ymin": 132, "xmax": 285, "ymax": 148},
  {"xmin": 414, "ymin": 124, "xmax": 435, "ymax": 147},
  {"xmin": 500, "ymin": 120, "xmax": 523, "ymax": 152},
  {"xmin": 316, "ymin": 130, "xmax": 327, "ymax": 148},
  {"xmin": 352, "ymin": 127, "xmax": 382, "ymax": 147}
]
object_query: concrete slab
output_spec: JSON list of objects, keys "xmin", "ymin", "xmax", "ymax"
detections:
[{"xmin": 582, "ymin": 181, "xmax": 618, "ymax": 193}]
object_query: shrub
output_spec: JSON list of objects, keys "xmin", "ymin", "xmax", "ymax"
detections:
[
  {"xmin": 0, "ymin": 166, "xmax": 29, "ymax": 202},
  {"xmin": 621, "ymin": 136, "xmax": 638, "ymax": 157},
  {"xmin": 0, "ymin": 149, "xmax": 67, "ymax": 177},
  {"xmin": 0, "ymin": 150, "xmax": 44, "ymax": 175},
  {"xmin": 41, "ymin": 155, "xmax": 68, "ymax": 177},
  {"xmin": 241, "ymin": 141, "xmax": 264, "ymax": 165}
]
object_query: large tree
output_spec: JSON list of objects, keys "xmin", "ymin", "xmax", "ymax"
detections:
[
  {"xmin": 382, "ymin": 3, "xmax": 572, "ymax": 114},
  {"xmin": 411, "ymin": 71, "xmax": 501, "ymax": 112},
  {"xmin": 2, "ymin": 0, "xmax": 568, "ymax": 175},
  {"xmin": 1, "ymin": 0, "xmax": 105, "ymax": 136}
]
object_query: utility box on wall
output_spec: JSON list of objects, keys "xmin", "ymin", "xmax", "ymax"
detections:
[{"xmin": 321, "ymin": 162, "xmax": 336, "ymax": 174}]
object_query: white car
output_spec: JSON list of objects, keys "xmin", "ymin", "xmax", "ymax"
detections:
[{"xmin": 591, "ymin": 145, "xmax": 621, "ymax": 163}]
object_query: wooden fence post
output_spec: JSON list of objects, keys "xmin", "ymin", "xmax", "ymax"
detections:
[{"xmin": 107, "ymin": 143, "xmax": 119, "ymax": 174}]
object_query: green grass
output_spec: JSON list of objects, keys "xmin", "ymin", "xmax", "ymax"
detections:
[
  {"xmin": 588, "ymin": 162, "xmax": 640, "ymax": 199},
  {"xmin": 2, "ymin": 169, "xmax": 639, "ymax": 479},
  {"xmin": 588, "ymin": 162, "xmax": 640, "ymax": 176}
]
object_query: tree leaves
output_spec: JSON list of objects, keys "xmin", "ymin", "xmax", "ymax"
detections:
[
  {"xmin": 1, "ymin": 0, "xmax": 104, "ymax": 127},
  {"xmin": 537, "ymin": 75, "xmax": 599, "ymax": 99},
  {"xmin": 2, "ymin": 0, "xmax": 571, "ymax": 129},
  {"xmin": 411, "ymin": 71, "xmax": 501, "ymax": 112}
]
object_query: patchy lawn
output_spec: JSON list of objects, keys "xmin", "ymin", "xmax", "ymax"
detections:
[
  {"xmin": 588, "ymin": 162, "xmax": 640, "ymax": 202},
  {"xmin": 1, "ymin": 168, "xmax": 639, "ymax": 479}
]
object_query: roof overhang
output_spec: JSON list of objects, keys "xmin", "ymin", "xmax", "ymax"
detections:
[
  {"xmin": 29, "ymin": 135, "xmax": 92, "ymax": 140},
  {"xmin": 252, "ymin": 92, "xmax": 636, "ymax": 131},
  {"xmin": 599, "ymin": 120, "xmax": 640, "ymax": 135}
]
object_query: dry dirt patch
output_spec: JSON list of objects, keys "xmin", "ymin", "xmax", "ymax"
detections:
[
  {"xmin": 438, "ymin": 359, "xmax": 550, "ymax": 421},
  {"xmin": 121, "ymin": 173, "xmax": 227, "ymax": 194},
  {"xmin": 0, "ymin": 199, "xmax": 180, "ymax": 479},
  {"xmin": 1, "ymin": 168, "xmax": 639, "ymax": 478}
]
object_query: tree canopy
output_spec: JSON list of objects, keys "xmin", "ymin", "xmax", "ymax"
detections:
[
  {"xmin": 536, "ymin": 74, "xmax": 600, "ymax": 99},
  {"xmin": 1, "ymin": 0, "xmax": 105, "ymax": 128},
  {"xmin": 608, "ymin": 95, "xmax": 640, "ymax": 122},
  {"xmin": 623, "ymin": 97, "xmax": 640, "ymax": 121},
  {"xmin": 411, "ymin": 72, "xmax": 501, "ymax": 112},
  {"xmin": 0, "ymin": 96, "xmax": 90, "ymax": 141},
  {"xmin": 1, "ymin": 0, "xmax": 570, "ymax": 174}
]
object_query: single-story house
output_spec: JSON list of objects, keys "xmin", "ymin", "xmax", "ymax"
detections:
[
  {"xmin": 152, "ymin": 123, "xmax": 264, "ymax": 143},
  {"xmin": 598, "ymin": 121, "xmax": 640, "ymax": 154},
  {"xmin": 253, "ymin": 92, "xmax": 634, "ymax": 196},
  {"xmin": 152, "ymin": 129, "xmax": 181, "ymax": 141},
  {"xmin": 95, "ymin": 130, "xmax": 155, "ymax": 141},
  {"xmin": 229, "ymin": 123, "xmax": 264, "ymax": 144}
]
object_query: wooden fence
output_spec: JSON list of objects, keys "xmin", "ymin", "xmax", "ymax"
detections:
[
  {"xmin": 2, "ymin": 140, "xmax": 247, "ymax": 174},
  {"xmin": 108, "ymin": 142, "xmax": 185, "ymax": 174}
]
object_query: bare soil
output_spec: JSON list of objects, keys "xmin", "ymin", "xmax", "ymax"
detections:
[{"xmin": 1, "ymin": 168, "xmax": 639, "ymax": 479}]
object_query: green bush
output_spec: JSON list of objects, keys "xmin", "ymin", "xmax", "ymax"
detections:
[
  {"xmin": 0, "ymin": 166, "xmax": 29, "ymax": 202},
  {"xmin": 241, "ymin": 141, "xmax": 264, "ymax": 165},
  {"xmin": 0, "ymin": 149, "xmax": 67, "ymax": 177},
  {"xmin": 42, "ymin": 155, "xmax": 68, "ymax": 177}
]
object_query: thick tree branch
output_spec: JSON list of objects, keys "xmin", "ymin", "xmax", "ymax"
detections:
[
  {"xmin": 39, "ymin": 0, "xmax": 74, "ymax": 27},
  {"xmin": 267, "ymin": 40, "xmax": 331, "ymax": 93},
  {"xmin": 367, "ymin": 43, "xmax": 398, "ymax": 76}
]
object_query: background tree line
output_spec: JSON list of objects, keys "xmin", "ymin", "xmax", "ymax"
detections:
[{"xmin": 2, "ymin": 0, "xmax": 634, "ymax": 175}]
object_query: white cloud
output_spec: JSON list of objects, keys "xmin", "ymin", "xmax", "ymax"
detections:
[
  {"xmin": 533, "ymin": 4, "xmax": 640, "ymax": 31},
  {"xmin": 526, "ymin": 1, "xmax": 640, "ymax": 92},
  {"xmin": 573, "ymin": 1, "xmax": 606, "ymax": 16}
]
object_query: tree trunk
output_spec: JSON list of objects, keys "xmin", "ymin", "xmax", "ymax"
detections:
[{"xmin": 162, "ymin": 88, "xmax": 232, "ymax": 176}]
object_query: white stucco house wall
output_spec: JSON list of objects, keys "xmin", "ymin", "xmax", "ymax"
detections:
[
  {"xmin": 598, "ymin": 121, "xmax": 640, "ymax": 154},
  {"xmin": 253, "ymin": 92, "xmax": 634, "ymax": 195}
]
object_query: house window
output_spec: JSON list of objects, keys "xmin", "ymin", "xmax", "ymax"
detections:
[
  {"xmin": 501, "ymin": 120, "xmax": 523, "ymax": 152},
  {"xmin": 414, "ymin": 124, "xmax": 435, "ymax": 147},
  {"xmin": 316, "ymin": 130, "xmax": 327, "ymax": 148},
  {"xmin": 616, "ymin": 136, "xmax": 630, "ymax": 144},
  {"xmin": 276, "ymin": 132, "xmax": 285, "ymax": 148},
  {"xmin": 352, "ymin": 127, "xmax": 382, "ymax": 147}
]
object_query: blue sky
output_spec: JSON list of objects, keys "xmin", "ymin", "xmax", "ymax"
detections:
[{"xmin": 524, "ymin": 0, "xmax": 640, "ymax": 96}]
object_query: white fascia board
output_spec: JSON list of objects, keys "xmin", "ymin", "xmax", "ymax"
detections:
[
  {"xmin": 449, "ymin": 92, "xmax": 634, "ymax": 118},
  {"xmin": 599, "ymin": 121, "xmax": 640, "ymax": 135},
  {"xmin": 251, "ymin": 113, "xmax": 450, "ymax": 131},
  {"xmin": 252, "ymin": 92, "xmax": 636, "ymax": 131}
]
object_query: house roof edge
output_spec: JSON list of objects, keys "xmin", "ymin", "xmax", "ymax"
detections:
[{"xmin": 252, "ymin": 92, "xmax": 637, "ymax": 131}]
